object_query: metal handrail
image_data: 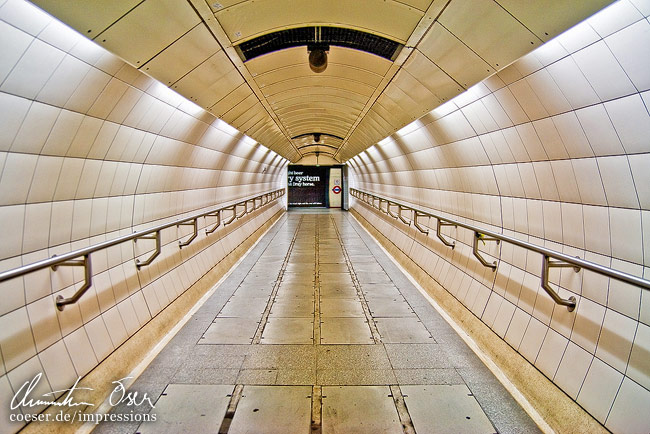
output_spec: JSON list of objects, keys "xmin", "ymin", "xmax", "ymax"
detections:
[
  {"xmin": 0, "ymin": 188, "xmax": 285, "ymax": 310},
  {"xmin": 351, "ymin": 188, "xmax": 650, "ymax": 312}
]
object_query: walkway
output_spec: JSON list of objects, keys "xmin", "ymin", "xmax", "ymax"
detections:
[{"xmin": 98, "ymin": 209, "xmax": 539, "ymax": 434}]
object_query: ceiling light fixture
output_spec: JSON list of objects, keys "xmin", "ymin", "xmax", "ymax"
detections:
[{"xmin": 308, "ymin": 28, "xmax": 328, "ymax": 73}]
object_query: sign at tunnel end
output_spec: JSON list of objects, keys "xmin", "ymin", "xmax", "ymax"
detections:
[{"xmin": 332, "ymin": 185, "xmax": 341, "ymax": 194}]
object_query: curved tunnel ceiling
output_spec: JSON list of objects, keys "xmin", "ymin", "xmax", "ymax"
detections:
[{"xmin": 31, "ymin": 0, "xmax": 613, "ymax": 163}]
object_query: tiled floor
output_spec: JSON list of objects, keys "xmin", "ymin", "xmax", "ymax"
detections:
[{"xmin": 98, "ymin": 210, "xmax": 540, "ymax": 434}]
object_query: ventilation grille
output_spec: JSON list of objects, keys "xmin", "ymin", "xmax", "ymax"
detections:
[{"xmin": 237, "ymin": 26, "xmax": 402, "ymax": 61}]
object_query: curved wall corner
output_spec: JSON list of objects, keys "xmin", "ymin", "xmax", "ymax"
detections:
[
  {"xmin": 349, "ymin": 1, "xmax": 650, "ymax": 432},
  {"xmin": 0, "ymin": 1, "xmax": 287, "ymax": 432}
]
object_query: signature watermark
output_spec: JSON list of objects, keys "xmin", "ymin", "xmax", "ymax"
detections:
[{"xmin": 9, "ymin": 373, "xmax": 157, "ymax": 425}]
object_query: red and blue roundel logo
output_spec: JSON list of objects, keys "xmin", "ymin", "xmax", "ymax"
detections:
[{"xmin": 332, "ymin": 186, "xmax": 342, "ymax": 194}]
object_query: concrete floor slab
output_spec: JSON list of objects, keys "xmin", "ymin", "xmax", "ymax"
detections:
[
  {"xmin": 136, "ymin": 384, "xmax": 233, "ymax": 434},
  {"xmin": 201, "ymin": 318, "xmax": 260, "ymax": 344},
  {"xmin": 321, "ymin": 386, "xmax": 403, "ymax": 433},
  {"xmin": 401, "ymin": 385, "xmax": 497, "ymax": 434},
  {"xmin": 261, "ymin": 318, "xmax": 314, "ymax": 344},
  {"xmin": 375, "ymin": 317, "xmax": 434, "ymax": 343},
  {"xmin": 320, "ymin": 298, "xmax": 365, "ymax": 317},
  {"xmin": 229, "ymin": 386, "xmax": 312, "ymax": 434},
  {"xmin": 269, "ymin": 299, "xmax": 314, "ymax": 317},
  {"xmin": 320, "ymin": 318, "xmax": 373, "ymax": 344},
  {"xmin": 366, "ymin": 298, "xmax": 415, "ymax": 317},
  {"xmin": 219, "ymin": 296, "xmax": 269, "ymax": 317}
]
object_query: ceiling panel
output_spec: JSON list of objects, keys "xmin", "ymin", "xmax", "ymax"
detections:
[
  {"xmin": 94, "ymin": 0, "xmax": 201, "ymax": 66},
  {"xmin": 439, "ymin": 0, "xmax": 542, "ymax": 69},
  {"xmin": 496, "ymin": 0, "xmax": 613, "ymax": 41},
  {"xmin": 142, "ymin": 24, "xmax": 221, "ymax": 86},
  {"xmin": 402, "ymin": 50, "xmax": 463, "ymax": 102},
  {"xmin": 260, "ymin": 76, "xmax": 376, "ymax": 98},
  {"xmin": 31, "ymin": 0, "xmax": 141, "ymax": 38},
  {"xmin": 254, "ymin": 64, "xmax": 384, "ymax": 89},
  {"xmin": 209, "ymin": 83, "xmax": 253, "ymax": 116},
  {"xmin": 214, "ymin": 0, "xmax": 425, "ymax": 43},
  {"xmin": 418, "ymin": 23, "xmax": 495, "ymax": 89},
  {"xmin": 269, "ymin": 88, "xmax": 368, "ymax": 107}
]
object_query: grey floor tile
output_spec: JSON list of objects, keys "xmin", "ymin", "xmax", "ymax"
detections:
[
  {"xmin": 321, "ymin": 386, "xmax": 402, "ymax": 433},
  {"xmin": 320, "ymin": 298, "xmax": 365, "ymax": 317},
  {"xmin": 375, "ymin": 317, "xmax": 434, "ymax": 343},
  {"xmin": 317, "ymin": 345, "xmax": 392, "ymax": 370},
  {"xmin": 318, "ymin": 369, "xmax": 397, "ymax": 385},
  {"xmin": 201, "ymin": 318, "xmax": 260, "ymax": 344},
  {"xmin": 136, "ymin": 384, "xmax": 233, "ymax": 434},
  {"xmin": 276, "ymin": 369, "xmax": 317, "ymax": 385},
  {"xmin": 172, "ymin": 368, "xmax": 240, "ymax": 384},
  {"xmin": 242, "ymin": 345, "xmax": 317, "ymax": 370},
  {"xmin": 261, "ymin": 318, "xmax": 314, "ymax": 344},
  {"xmin": 384, "ymin": 344, "xmax": 453, "ymax": 369},
  {"xmin": 269, "ymin": 298, "xmax": 314, "ymax": 317},
  {"xmin": 401, "ymin": 385, "xmax": 497, "ymax": 434},
  {"xmin": 394, "ymin": 369, "xmax": 464, "ymax": 385},
  {"xmin": 367, "ymin": 298, "xmax": 415, "ymax": 317},
  {"xmin": 229, "ymin": 386, "xmax": 312, "ymax": 433},
  {"xmin": 236, "ymin": 369, "xmax": 278, "ymax": 385},
  {"xmin": 320, "ymin": 317, "xmax": 374, "ymax": 344}
]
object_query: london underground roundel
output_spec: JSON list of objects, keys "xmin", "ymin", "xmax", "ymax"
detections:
[{"xmin": 332, "ymin": 185, "xmax": 342, "ymax": 194}]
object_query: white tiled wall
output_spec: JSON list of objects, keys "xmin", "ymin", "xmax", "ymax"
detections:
[
  {"xmin": 350, "ymin": 1, "xmax": 650, "ymax": 431},
  {"xmin": 0, "ymin": 1, "xmax": 287, "ymax": 432}
]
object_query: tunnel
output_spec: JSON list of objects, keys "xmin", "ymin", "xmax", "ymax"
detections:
[{"xmin": 0, "ymin": 0, "xmax": 649, "ymax": 432}]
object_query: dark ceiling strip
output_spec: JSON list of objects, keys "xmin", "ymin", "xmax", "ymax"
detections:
[{"xmin": 237, "ymin": 26, "xmax": 402, "ymax": 62}]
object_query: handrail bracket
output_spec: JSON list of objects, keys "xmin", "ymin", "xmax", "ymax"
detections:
[
  {"xmin": 134, "ymin": 231, "xmax": 161, "ymax": 268},
  {"xmin": 473, "ymin": 232, "xmax": 500, "ymax": 271},
  {"xmin": 437, "ymin": 219, "xmax": 456, "ymax": 249},
  {"xmin": 397, "ymin": 205, "xmax": 411, "ymax": 226},
  {"xmin": 541, "ymin": 255, "xmax": 578, "ymax": 311},
  {"xmin": 413, "ymin": 211, "xmax": 429, "ymax": 235},
  {"xmin": 204, "ymin": 210, "xmax": 221, "ymax": 235},
  {"xmin": 177, "ymin": 218, "xmax": 198, "ymax": 248},
  {"xmin": 53, "ymin": 254, "xmax": 92, "ymax": 311}
]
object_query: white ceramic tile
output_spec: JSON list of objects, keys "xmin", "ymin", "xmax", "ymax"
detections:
[
  {"xmin": 605, "ymin": 19, "xmax": 650, "ymax": 92},
  {"xmin": 535, "ymin": 328, "xmax": 568, "ymax": 379},
  {"xmin": 504, "ymin": 307, "xmax": 530, "ymax": 349},
  {"xmin": 609, "ymin": 207, "xmax": 643, "ymax": 264},
  {"xmin": 0, "ymin": 306, "xmax": 36, "ymax": 371},
  {"xmin": 1, "ymin": 38, "xmax": 64, "ymax": 99},
  {"xmin": 0, "ymin": 256, "xmax": 24, "ymax": 315},
  {"xmin": 26, "ymin": 295, "xmax": 61, "ymax": 352},
  {"xmin": 606, "ymin": 377, "xmax": 650, "ymax": 433},
  {"xmin": 573, "ymin": 40, "xmax": 637, "ymax": 101},
  {"xmin": 571, "ymin": 295, "xmax": 606, "ymax": 354},
  {"xmin": 596, "ymin": 308, "xmax": 637, "ymax": 373},
  {"xmin": 554, "ymin": 341, "xmax": 592, "ymax": 399},
  {"xmin": 0, "ymin": 152, "xmax": 37, "ymax": 205},
  {"xmin": 572, "ymin": 158, "xmax": 607, "ymax": 206},
  {"xmin": 589, "ymin": 0, "xmax": 644, "ymax": 36},
  {"xmin": 38, "ymin": 340, "xmax": 77, "ymax": 394},
  {"xmin": 555, "ymin": 20, "xmax": 600, "ymax": 54},
  {"xmin": 518, "ymin": 317, "xmax": 547, "ymax": 363},
  {"xmin": 597, "ymin": 156, "xmax": 640, "ymax": 209},
  {"xmin": 546, "ymin": 56, "xmax": 600, "ymax": 109},
  {"xmin": 627, "ymin": 322, "xmax": 650, "ymax": 389},
  {"xmin": 84, "ymin": 316, "xmax": 114, "ymax": 361},
  {"xmin": 575, "ymin": 104, "xmax": 625, "ymax": 156},
  {"xmin": 577, "ymin": 357, "xmax": 623, "ymax": 424},
  {"xmin": 629, "ymin": 154, "xmax": 650, "ymax": 210},
  {"xmin": 605, "ymin": 93, "xmax": 650, "ymax": 154},
  {"xmin": 63, "ymin": 326, "xmax": 98, "ymax": 378}
]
